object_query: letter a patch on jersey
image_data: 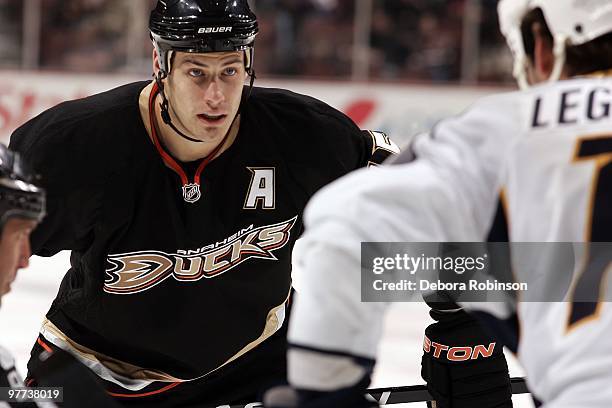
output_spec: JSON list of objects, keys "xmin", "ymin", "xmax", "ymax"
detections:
[{"xmin": 244, "ymin": 167, "xmax": 275, "ymax": 209}]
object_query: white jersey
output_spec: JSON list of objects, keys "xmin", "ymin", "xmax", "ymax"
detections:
[{"xmin": 289, "ymin": 76, "xmax": 612, "ymax": 407}]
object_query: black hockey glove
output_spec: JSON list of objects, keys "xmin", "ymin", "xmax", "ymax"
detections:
[{"xmin": 421, "ymin": 308, "xmax": 512, "ymax": 408}]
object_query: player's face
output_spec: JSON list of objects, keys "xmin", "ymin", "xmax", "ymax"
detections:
[
  {"xmin": 162, "ymin": 51, "xmax": 247, "ymax": 143},
  {"xmin": 524, "ymin": 22, "xmax": 558, "ymax": 86},
  {"xmin": 0, "ymin": 218, "xmax": 36, "ymax": 304},
  {"xmin": 525, "ymin": 56, "xmax": 550, "ymax": 85}
]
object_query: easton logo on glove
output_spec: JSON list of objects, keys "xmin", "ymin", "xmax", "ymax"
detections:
[{"xmin": 423, "ymin": 335, "xmax": 496, "ymax": 362}]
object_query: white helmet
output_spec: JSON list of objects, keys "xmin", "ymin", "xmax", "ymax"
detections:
[{"xmin": 498, "ymin": 0, "xmax": 612, "ymax": 89}]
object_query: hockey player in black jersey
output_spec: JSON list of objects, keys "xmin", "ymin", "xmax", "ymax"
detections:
[{"xmin": 9, "ymin": 1, "xmax": 399, "ymax": 406}]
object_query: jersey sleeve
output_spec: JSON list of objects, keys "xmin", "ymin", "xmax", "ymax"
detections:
[
  {"xmin": 359, "ymin": 129, "xmax": 401, "ymax": 166},
  {"xmin": 287, "ymin": 92, "xmax": 522, "ymax": 390},
  {"xmin": 285, "ymin": 121, "xmax": 400, "ymax": 200},
  {"xmin": 9, "ymin": 112, "xmax": 105, "ymax": 257},
  {"xmin": 317, "ymin": 125, "xmax": 400, "ymax": 172}
]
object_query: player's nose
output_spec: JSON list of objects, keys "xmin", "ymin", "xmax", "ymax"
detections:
[
  {"xmin": 18, "ymin": 236, "xmax": 31, "ymax": 269},
  {"xmin": 203, "ymin": 81, "xmax": 224, "ymax": 108}
]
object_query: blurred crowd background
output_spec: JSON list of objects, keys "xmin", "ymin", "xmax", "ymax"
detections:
[{"xmin": 0, "ymin": 0, "xmax": 513, "ymax": 84}]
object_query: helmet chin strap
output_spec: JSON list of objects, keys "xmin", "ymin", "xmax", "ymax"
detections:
[
  {"xmin": 548, "ymin": 34, "xmax": 568, "ymax": 84},
  {"xmin": 154, "ymin": 73, "xmax": 205, "ymax": 144},
  {"xmin": 514, "ymin": 54, "xmax": 530, "ymax": 90}
]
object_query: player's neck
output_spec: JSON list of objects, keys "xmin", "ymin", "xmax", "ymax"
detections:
[{"xmin": 580, "ymin": 69, "xmax": 612, "ymax": 78}]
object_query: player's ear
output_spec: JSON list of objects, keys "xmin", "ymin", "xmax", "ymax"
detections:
[
  {"xmin": 533, "ymin": 22, "xmax": 554, "ymax": 79},
  {"xmin": 152, "ymin": 48, "xmax": 161, "ymax": 77}
]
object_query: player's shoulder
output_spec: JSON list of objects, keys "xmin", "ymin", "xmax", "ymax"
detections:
[
  {"xmin": 470, "ymin": 75, "xmax": 612, "ymax": 120},
  {"xmin": 532, "ymin": 74, "xmax": 612, "ymax": 93},
  {"xmin": 10, "ymin": 81, "xmax": 148, "ymax": 154},
  {"xmin": 246, "ymin": 86, "xmax": 373, "ymax": 160},
  {"xmin": 245, "ymin": 86, "xmax": 391, "ymax": 178},
  {"xmin": 523, "ymin": 75, "xmax": 612, "ymax": 125},
  {"xmin": 249, "ymin": 86, "xmax": 345, "ymax": 115},
  {"xmin": 461, "ymin": 89, "xmax": 526, "ymax": 125},
  {"xmin": 9, "ymin": 81, "xmax": 149, "ymax": 187},
  {"xmin": 248, "ymin": 86, "xmax": 361, "ymax": 138},
  {"xmin": 434, "ymin": 88, "xmax": 531, "ymax": 143},
  {"xmin": 247, "ymin": 87, "xmax": 391, "ymax": 172},
  {"xmin": 460, "ymin": 76, "xmax": 612, "ymax": 137}
]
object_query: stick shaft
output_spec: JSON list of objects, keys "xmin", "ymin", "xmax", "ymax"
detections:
[{"xmin": 222, "ymin": 377, "xmax": 528, "ymax": 407}]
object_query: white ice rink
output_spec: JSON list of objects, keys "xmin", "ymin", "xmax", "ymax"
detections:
[{"xmin": 0, "ymin": 252, "xmax": 534, "ymax": 407}]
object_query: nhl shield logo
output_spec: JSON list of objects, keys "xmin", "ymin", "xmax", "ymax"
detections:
[{"xmin": 182, "ymin": 183, "xmax": 201, "ymax": 203}]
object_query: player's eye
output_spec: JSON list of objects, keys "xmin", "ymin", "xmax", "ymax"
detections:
[
  {"xmin": 223, "ymin": 67, "xmax": 238, "ymax": 76},
  {"xmin": 188, "ymin": 68, "xmax": 204, "ymax": 77}
]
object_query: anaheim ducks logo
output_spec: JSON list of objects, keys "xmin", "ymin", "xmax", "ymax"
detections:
[{"xmin": 104, "ymin": 216, "xmax": 298, "ymax": 295}]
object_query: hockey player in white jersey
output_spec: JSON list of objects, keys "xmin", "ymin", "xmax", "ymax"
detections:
[{"xmin": 264, "ymin": 0, "xmax": 612, "ymax": 407}]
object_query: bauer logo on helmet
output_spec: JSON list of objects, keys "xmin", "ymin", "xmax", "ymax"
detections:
[{"xmin": 198, "ymin": 26, "xmax": 233, "ymax": 34}]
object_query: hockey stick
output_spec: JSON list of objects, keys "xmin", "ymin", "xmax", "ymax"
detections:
[
  {"xmin": 220, "ymin": 376, "xmax": 528, "ymax": 407},
  {"xmin": 366, "ymin": 376, "xmax": 528, "ymax": 405}
]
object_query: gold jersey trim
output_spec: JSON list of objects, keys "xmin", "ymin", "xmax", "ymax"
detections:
[{"xmin": 39, "ymin": 289, "xmax": 290, "ymax": 390}]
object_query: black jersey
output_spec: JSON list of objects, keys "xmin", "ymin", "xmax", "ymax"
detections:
[{"xmin": 9, "ymin": 82, "xmax": 396, "ymax": 384}]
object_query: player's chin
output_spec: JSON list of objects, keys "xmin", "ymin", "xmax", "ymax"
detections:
[{"xmin": 194, "ymin": 126, "xmax": 230, "ymax": 143}]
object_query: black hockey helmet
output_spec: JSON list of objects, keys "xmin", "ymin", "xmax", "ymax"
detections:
[
  {"xmin": 0, "ymin": 144, "xmax": 45, "ymax": 231},
  {"xmin": 149, "ymin": 0, "xmax": 259, "ymax": 76}
]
